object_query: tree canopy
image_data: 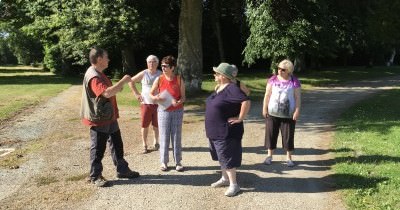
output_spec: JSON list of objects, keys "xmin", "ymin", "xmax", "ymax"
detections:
[{"xmin": 1, "ymin": 0, "xmax": 400, "ymax": 78}]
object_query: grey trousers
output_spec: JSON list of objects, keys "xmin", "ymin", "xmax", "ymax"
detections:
[{"xmin": 157, "ymin": 108, "xmax": 184, "ymax": 165}]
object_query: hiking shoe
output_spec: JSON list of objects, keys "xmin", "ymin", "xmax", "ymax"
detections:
[
  {"xmin": 211, "ymin": 178, "xmax": 229, "ymax": 188},
  {"xmin": 117, "ymin": 169, "xmax": 140, "ymax": 179},
  {"xmin": 287, "ymin": 160, "xmax": 295, "ymax": 167},
  {"xmin": 160, "ymin": 163, "xmax": 168, "ymax": 171},
  {"xmin": 263, "ymin": 156, "xmax": 273, "ymax": 165},
  {"xmin": 224, "ymin": 185, "xmax": 241, "ymax": 197},
  {"xmin": 90, "ymin": 176, "xmax": 109, "ymax": 187},
  {"xmin": 176, "ymin": 163, "xmax": 184, "ymax": 172}
]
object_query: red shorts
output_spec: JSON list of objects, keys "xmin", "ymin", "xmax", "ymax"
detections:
[{"xmin": 140, "ymin": 104, "xmax": 158, "ymax": 128}]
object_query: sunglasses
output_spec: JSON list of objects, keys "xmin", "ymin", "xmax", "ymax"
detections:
[
  {"xmin": 161, "ymin": 64, "xmax": 170, "ymax": 68},
  {"xmin": 278, "ymin": 68, "xmax": 286, "ymax": 72}
]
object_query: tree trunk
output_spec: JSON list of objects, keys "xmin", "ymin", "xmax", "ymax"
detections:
[
  {"xmin": 212, "ymin": 0, "xmax": 225, "ymax": 61},
  {"xmin": 177, "ymin": 0, "xmax": 203, "ymax": 95},
  {"xmin": 294, "ymin": 54, "xmax": 305, "ymax": 72},
  {"xmin": 121, "ymin": 45, "xmax": 137, "ymax": 75},
  {"xmin": 387, "ymin": 48, "xmax": 396, "ymax": 66}
]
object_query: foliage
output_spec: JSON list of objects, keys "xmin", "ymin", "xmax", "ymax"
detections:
[
  {"xmin": 243, "ymin": 0, "xmax": 338, "ymax": 70},
  {"xmin": 333, "ymin": 89, "xmax": 400, "ymax": 209},
  {"xmin": 0, "ymin": 37, "xmax": 18, "ymax": 65},
  {"xmin": 0, "ymin": 1, "xmax": 43, "ymax": 65},
  {"xmin": 244, "ymin": 0, "xmax": 400, "ymax": 69},
  {"xmin": 21, "ymin": 0, "xmax": 140, "ymax": 74}
]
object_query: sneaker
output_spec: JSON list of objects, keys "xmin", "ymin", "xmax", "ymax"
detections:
[
  {"xmin": 90, "ymin": 176, "xmax": 109, "ymax": 187},
  {"xmin": 176, "ymin": 163, "xmax": 184, "ymax": 172},
  {"xmin": 160, "ymin": 163, "xmax": 168, "ymax": 171},
  {"xmin": 224, "ymin": 184, "xmax": 241, "ymax": 197},
  {"xmin": 117, "ymin": 169, "xmax": 140, "ymax": 179},
  {"xmin": 211, "ymin": 178, "xmax": 229, "ymax": 188},
  {"xmin": 263, "ymin": 156, "xmax": 272, "ymax": 165},
  {"xmin": 287, "ymin": 160, "xmax": 295, "ymax": 167}
]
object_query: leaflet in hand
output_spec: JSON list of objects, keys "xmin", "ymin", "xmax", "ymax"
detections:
[{"xmin": 158, "ymin": 90, "xmax": 174, "ymax": 110}]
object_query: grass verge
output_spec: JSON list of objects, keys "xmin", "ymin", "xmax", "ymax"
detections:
[
  {"xmin": 333, "ymin": 88, "xmax": 400, "ymax": 209},
  {"xmin": 0, "ymin": 66, "xmax": 80, "ymax": 122}
]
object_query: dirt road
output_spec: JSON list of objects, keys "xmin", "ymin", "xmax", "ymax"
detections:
[{"xmin": 1, "ymin": 75, "xmax": 399, "ymax": 209}]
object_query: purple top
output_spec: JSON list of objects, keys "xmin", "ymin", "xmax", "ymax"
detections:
[{"xmin": 205, "ymin": 83, "xmax": 249, "ymax": 139}]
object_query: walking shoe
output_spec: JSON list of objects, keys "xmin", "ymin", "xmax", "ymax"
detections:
[
  {"xmin": 287, "ymin": 160, "xmax": 295, "ymax": 167},
  {"xmin": 211, "ymin": 178, "xmax": 229, "ymax": 188},
  {"xmin": 160, "ymin": 163, "xmax": 168, "ymax": 171},
  {"xmin": 263, "ymin": 156, "xmax": 273, "ymax": 165},
  {"xmin": 117, "ymin": 169, "xmax": 140, "ymax": 179},
  {"xmin": 89, "ymin": 176, "xmax": 109, "ymax": 187},
  {"xmin": 176, "ymin": 163, "xmax": 184, "ymax": 172},
  {"xmin": 224, "ymin": 184, "xmax": 241, "ymax": 197}
]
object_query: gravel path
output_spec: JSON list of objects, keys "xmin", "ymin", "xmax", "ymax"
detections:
[{"xmin": 0, "ymin": 75, "xmax": 399, "ymax": 210}]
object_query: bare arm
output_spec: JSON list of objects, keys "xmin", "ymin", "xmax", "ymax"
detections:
[
  {"xmin": 240, "ymin": 82, "xmax": 251, "ymax": 96},
  {"xmin": 149, "ymin": 77, "xmax": 164, "ymax": 102},
  {"xmin": 293, "ymin": 87, "xmax": 301, "ymax": 121},
  {"xmin": 172, "ymin": 77, "xmax": 186, "ymax": 106},
  {"xmin": 262, "ymin": 83, "xmax": 272, "ymax": 118},
  {"xmin": 128, "ymin": 70, "xmax": 145, "ymax": 101},
  {"xmin": 102, "ymin": 75, "xmax": 132, "ymax": 98}
]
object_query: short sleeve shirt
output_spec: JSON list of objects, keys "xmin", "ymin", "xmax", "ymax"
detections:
[
  {"xmin": 205, "ymin": 83, "xmax": 249, "ymax": 139},
  {"xmin": 267, "ymin": 75, "xmax": 301, "ymax": 118},
  {"xmin": 82, "ymin": 72, "xmax": 119, "ymax": 126}
]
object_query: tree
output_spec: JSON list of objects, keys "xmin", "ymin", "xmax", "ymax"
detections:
[
  {"xmin": 18, "ymin": 0, "xmax": 140, "ymax": 74},
  {"xmin": 177, "ymin": 0, "xmax": 203, "ymax": 93},
  {"xmin": 0, "ymin": 0, "xmax": 43, "ymax": 65},
  {"xmin": 244, "ymin": 0, "xmax": 340, "ymax": 71}
]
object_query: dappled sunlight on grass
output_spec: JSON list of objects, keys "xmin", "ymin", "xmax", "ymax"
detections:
[{"xmin": 333, "ymin": 89, "xmax": 400, "ymax": 209}]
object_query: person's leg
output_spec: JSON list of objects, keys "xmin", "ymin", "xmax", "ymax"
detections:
[
  {"xmin": 108, "ymin": 122, "xmax": 129, "ymax": 173},
  {"xmin": 211, "ymin": 167, "xmax": 230, "ymax": 188},
  {"xmin": 141, "ymin": 127, "xmax": 149, "ymax": 153},
  {"xmin": 152, "ymin": 126, "xmax": 159, "ymax": 148},
  {"xmin": 264, "ymin": 116, "xmax": 279, "ymax": 164},
  {"xmin": 280, "ymin": 118, "xmax": 296, "ymax": 166},
  {"xmin": 108, "ymin": 121, "xmax": 140, "ymax": 177},
  {"xmin": 151, "ymin": 105, "xmax": 160, "ymax": 148},
  {"xmin": 158, "ymin": 109, "xmax": 171, "ymax": 167},
  {"xmin": 141, "ymin": 104, "xmax": 152, "ymax": 153},
  {"xmin": 221, "ymin": 169, "xmax": 229, "ymax": 181},
  {"xmin": 89, "ymin": 127, "xmax": 108, "ymax": 180},
  {"xmin": 170, "ymin": 109, "xmax": 183, "ymax": 166},
  {"xmin": 225, "ymin": 167, "xmax": 240, "ymax": 196},
  {"xmin": 226, "ymin": 168, "xmax": 237, "ymax": 185}
]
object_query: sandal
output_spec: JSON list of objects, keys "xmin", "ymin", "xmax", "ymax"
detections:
[
  {"xmin": 153, "ymin": 143, "xmax": 160, "ymax": 151},
  {"xmin": 142, "ymin": 146, "xmax": 148, "ymax": 154}
]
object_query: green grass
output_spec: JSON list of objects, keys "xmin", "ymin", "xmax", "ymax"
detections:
[
  {"xmin": 0, "ymin": 66, "xmax": 80, "ymax": 121},
  {"xmin": 333, "ymin": 89, "xmax": 400, "ymax": 210}
]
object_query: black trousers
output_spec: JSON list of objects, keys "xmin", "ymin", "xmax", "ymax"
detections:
[
  {"xmin": 264, "ymin": 116, "xmax": 296, "ymax": 151},
  {"xmin": 89, "ymin": 121, "xmax": 130, "ymax": 179}
]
